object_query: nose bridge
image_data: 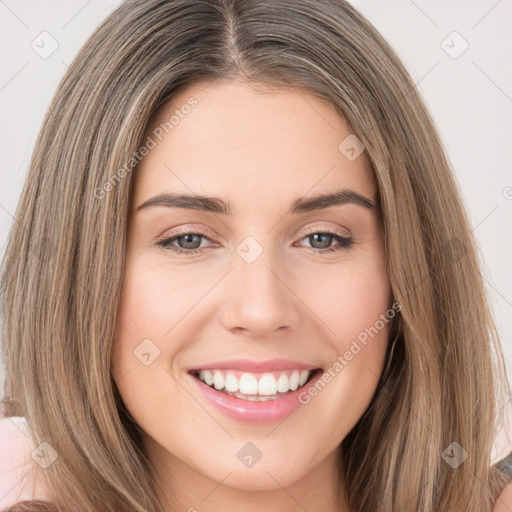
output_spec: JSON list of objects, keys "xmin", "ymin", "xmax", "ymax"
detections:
[{"xmin": 220, "ymin": 235, "xmax": 300, "ymax": 337}]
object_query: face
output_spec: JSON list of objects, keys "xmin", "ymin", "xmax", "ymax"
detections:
[{"xmin": 112, "ymin": 79, "xmax": 392, "ymax": 508}]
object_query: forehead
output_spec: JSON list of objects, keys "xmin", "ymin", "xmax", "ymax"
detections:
[{"xmin": 133, "ymin": 79, "xmax": 375, "ymax": 211}]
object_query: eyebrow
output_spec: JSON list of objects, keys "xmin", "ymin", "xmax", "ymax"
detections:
[{"xmin": 136, "ymin": 189, "xmax": 376, "ymax": 215}]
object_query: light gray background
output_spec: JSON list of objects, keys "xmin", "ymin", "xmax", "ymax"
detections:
[{"xmin": 0, "ymin": 1, "xmax": 510, "ymax": 457}]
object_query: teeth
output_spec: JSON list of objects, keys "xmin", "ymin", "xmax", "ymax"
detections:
[
  {"xmin": 258, "ymin": 373, "xmax": 277, "ymax": 396},
  {"xmin": 203, "ymin": 370, "xmax": 214, "ymax": 386},
  {"xmin": 277, "ymin": 373, "xmax": 289, "ymax": 393},
  {"xmin": 224, "ymin": 373, "xmax": 239, "ymax": 392},
  {"xmin": 213, "ymin": 370, "xmax": 224, "ymax": 390},
  {"xmin": 239, "ymin": 373, "xmax": 258, "ymax": 394},
  {"xmin": 197, "ymin": 369, "xmax": 313, "ymax": 396},
  {"xmin": 289, "ymin": 371, "xmax": 299, "ymax": 391},
  {"xmin": 299, "ymin": 370, "xmax": 309, "ymax": 387}
]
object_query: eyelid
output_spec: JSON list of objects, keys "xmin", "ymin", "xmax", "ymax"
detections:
[
  {"xmin": 156, "ymin": 223, "xmax": 354, "ymax": 260},
  {"xmin": 157, "ymin": 223, "xmax": 351, "ymax": 244},
  {"xmin": 297, "ymin": 224, "xmax": 351, "ymax": 238},
  {"xmin": 156, "ymin": 224, "xmax": 219, "ymax": 244}
]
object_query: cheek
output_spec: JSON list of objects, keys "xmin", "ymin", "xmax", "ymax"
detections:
[
  {"xmin": 336, "ymin": 272, "xmax": 391, "ymax": 347},
  {"xmin": 116, "ymin": 252, "xmax": 223, "ymax": 332},
  {"xmin": 111, "ymin": 254, "xmax": 209, "ymax": 414},
  {"xmin": 111, "ymin": 259, "xmax": 168, "ymax": 409},
  {"xmin": 111, "ymin": 262, "xmax": 193, "ymax": 443},
  {"xmin": 116, "ymin": 260, "xmax": 176, "ymax": 335},
  {"xmin": 296, "ymin": 263, "xmax": 393, "ymax": 431},
  {"xmin": 297, "ymin": 256, "xmax": 392, "ymax": 400},
  {"xmin": 300, "ymin": 259, "xmax": 391, "ymax": 344}
]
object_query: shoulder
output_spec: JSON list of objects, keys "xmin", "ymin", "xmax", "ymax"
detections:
[
  {"xmin": 493, "ymin": 481, "xmax": 512, "ymax": 512},
  {"xmin": 0, "ymin": 416, "xmax": 53, "ymax": 509},
  {"xmin": 493, "ymin": 451, "xmax": 512, "ymax": 512}
]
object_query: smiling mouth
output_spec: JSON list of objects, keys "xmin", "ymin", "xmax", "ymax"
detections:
[{"xmin": 188, "ymin": 368, "xmax": 323, "ymax": 401}]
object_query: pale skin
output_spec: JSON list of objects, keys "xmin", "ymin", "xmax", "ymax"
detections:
[
  {"xmin": 4, "ymin": 79, "xmax": 510, "ymax": 511},
  {"xmin": 111, "ymin": 79, "xmax": 394, "ymax": 512}
]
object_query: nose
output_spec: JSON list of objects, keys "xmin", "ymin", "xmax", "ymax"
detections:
[{"xmin": 220, "ymin": 249, "xmax": 301, "ymax": 338}]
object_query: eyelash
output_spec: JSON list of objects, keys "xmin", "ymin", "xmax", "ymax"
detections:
[{"xmin": 156, "ymin": 226, "xmax": 354, "ymax": 256}]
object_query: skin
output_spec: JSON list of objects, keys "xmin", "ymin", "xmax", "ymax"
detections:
[
  {"xmin": 494, "ymin": 483, "xmax": 512, "ymax": 512},
  {"xmin": 112, "ymin": 79, "xmax": 393, "ymax": 512}
]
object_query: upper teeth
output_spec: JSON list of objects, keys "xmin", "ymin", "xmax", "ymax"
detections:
[{"xmin": 197, "ymin": 369, "xmax": 311, "ymax": 395}]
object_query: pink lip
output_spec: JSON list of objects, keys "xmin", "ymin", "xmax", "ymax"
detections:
[
  {"xmin": 188, "ymin": 358, "xmax": 319, "ymax": 373},
  {"xmin": 187, "ymin": 369, "xmax": 323, "ymax": 424}
]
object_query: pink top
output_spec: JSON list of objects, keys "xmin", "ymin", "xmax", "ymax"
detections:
[{"xmin": 0, "ymin": 416, "xmax": 53, "ymax": 508}]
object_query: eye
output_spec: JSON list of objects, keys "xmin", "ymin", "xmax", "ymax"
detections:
[
  {"xmin": 156, "ymin": 226, "xmax": 354, "ymax": 256},
  {"xmin": 156, "ymin": 227, "xmax": 215, "ymax": 255},
  {"xmin": 295, "ymin": 228, "xmax": 354, "ymax": 254}
]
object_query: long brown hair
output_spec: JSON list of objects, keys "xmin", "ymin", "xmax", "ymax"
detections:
[{"xmin": 1, "ymin": 1, "xmax": 510, "ymax": 510}]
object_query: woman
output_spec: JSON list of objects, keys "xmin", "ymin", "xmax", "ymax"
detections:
[{"xmin": 1, "ymin": 0, "xmax": 511, "ymax": 511}]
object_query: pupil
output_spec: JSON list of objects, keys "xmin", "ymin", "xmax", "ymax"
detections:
[
  {"xmin": 180, "ymin": 234, "xmax": 201, "ymax": 249},
  {"xmin": 310, "ymin": 233, "xmax": 332, "ymax": 249}
]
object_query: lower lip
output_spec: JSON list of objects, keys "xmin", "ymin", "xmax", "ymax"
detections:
[{"xmin": 188, "ymin": 370, "xmax": 323, "ymax": 424}]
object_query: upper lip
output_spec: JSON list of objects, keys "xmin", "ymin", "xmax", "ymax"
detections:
[{"xmin": 188, "ymin": 358, "xmax": 321, "ymax": 373}]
